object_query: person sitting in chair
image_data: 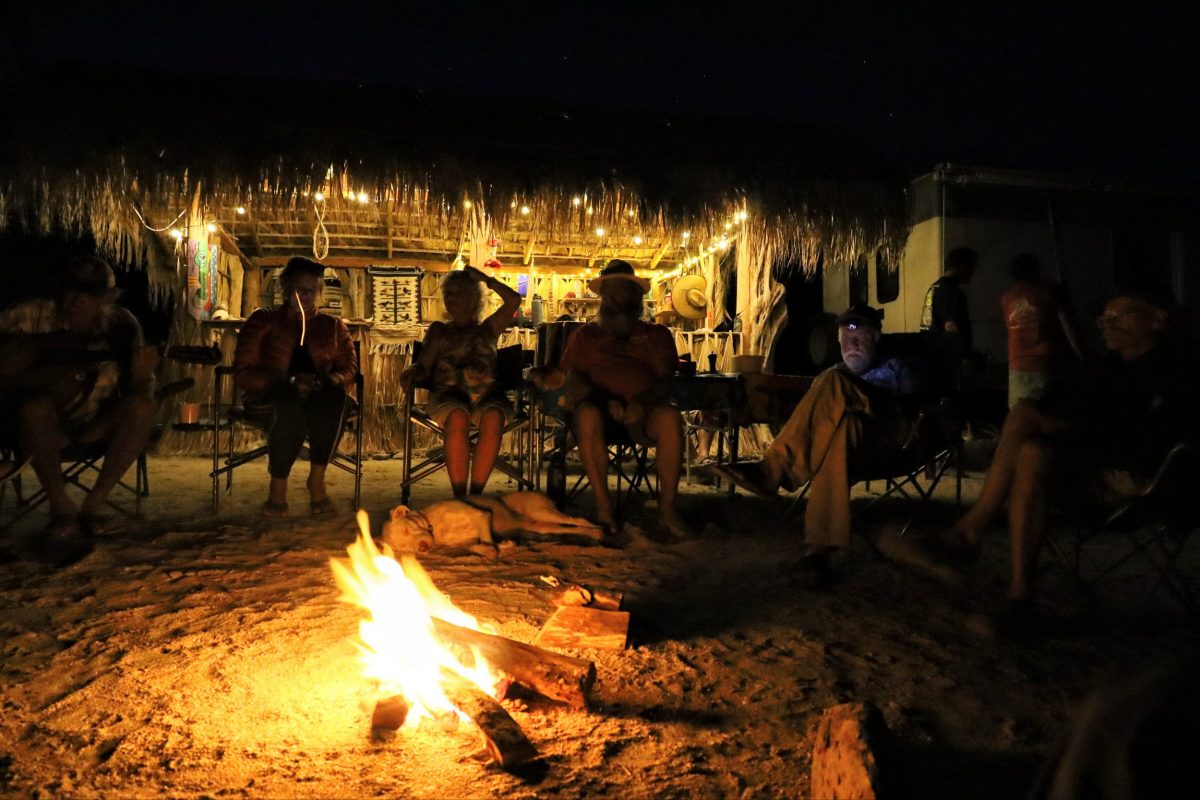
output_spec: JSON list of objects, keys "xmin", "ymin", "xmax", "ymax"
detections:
[
  {"xmin": 233, "ymin": 257, "xmax": 357, "ymax": 517},
  {"xmin": 940, "ymin": 287, "xmax": 1198, "ymax": 630},
  {"xmin": 715, "ymin": 304, "xmax": 927, "ymax": 576},
  {"xmin": 0, "ymin": 256, "xmax": 159, "ymax": 554},
  {"xmin": 557, "ymin": 259, "xmax": 691, "ymax": 540},
  {"xmin": 401, "ymin": 265, "xmax": 521, "ymax": 498}
]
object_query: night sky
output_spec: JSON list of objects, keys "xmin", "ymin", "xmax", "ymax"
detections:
[{"xmin": 2, "ymin": 2, "xmax": 1197, "ymax": 183}]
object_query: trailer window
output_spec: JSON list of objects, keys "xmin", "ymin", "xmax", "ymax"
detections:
[{"xmin": 875, "ymin": 249, "xmax": 899, "ymax": 303}]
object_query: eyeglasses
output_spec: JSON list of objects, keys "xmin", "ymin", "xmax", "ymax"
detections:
[{"xmin": 1097, "ymin": 309, "xmax": 1153, "ymax": 326}]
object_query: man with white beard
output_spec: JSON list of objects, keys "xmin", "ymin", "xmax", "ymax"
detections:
[
  {"xmin": 558, "ymin": 260, "xmax": 690, "ymax": 541},
  {"xmin": 715, "ymin": 304, "xmax": 924, "ymax": 577}
]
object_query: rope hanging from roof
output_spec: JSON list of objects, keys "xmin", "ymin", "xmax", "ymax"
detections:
[{"xmin": 312, "ymin": 197, "xmax": 329, "ymax": 261}]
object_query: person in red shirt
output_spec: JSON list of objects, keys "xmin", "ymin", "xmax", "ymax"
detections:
[
  {"xmin": 1000, "ymin": 254, "xmax": 1082, "ymax": 407},
  {"xmin": 558, "ymin": 260, "xmax": 689, "ymax": 539}
]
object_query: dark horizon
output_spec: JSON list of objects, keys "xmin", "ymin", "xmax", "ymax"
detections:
[{"xmin": 2, "ymin": 2, "xmax": 1197, "ymax": 184}]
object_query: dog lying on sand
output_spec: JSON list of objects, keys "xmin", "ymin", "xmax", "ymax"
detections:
[{"xmin": 382, "ymin": 491, "xmax": 603, "ymax": 558}]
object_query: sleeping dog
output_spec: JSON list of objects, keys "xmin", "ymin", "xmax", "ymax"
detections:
[{"xmin": 381, "ymin": 491, "xmax": 604, "ymax": 558}]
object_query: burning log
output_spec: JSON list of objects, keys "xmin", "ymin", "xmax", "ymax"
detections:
[
  {"xmin": 431, "ymin": 617, "xmax": 596, "ymax": 709},
  {"xmin": 370, "ymin": 695, "xmax": 411, "ymax": 741},
  {"xmin": 440, "ymin": 669, "xmax": 538, "ymax": 769}
]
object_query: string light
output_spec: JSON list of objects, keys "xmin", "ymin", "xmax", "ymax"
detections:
[
  {"xmin": 724, "ymin": 222, "xmax": 732, "ymax": 230},
  {"xmin": 632, "ymin": 235, "xmax": 643, "ymax": 245},
  {"xmin": 682, "ymin": 230, "xmax": 691, "ymax": 240},
  {"xmin": 314, "ymin": 191, "xmax": 325, "ymax": 202},
  {"xmin": 206, "ymin": 223, "xmax": 217, "ymax": 233},
  {"xmin": 463, "ymin": 199, "xmax": 473, "ymax": 209},
  {"xmin": 169, "ymin": 228, "xmax": 183, "ymax": 240},
  {"xmin": 595, "ymin": 227, "xmax": 606, "ymax": 237},
  {"xmin": 236, "ymin": 206, "xmax": 246, "ymax": 215},
  {"xmin": 572, "ymin": 196, "xmax": 582, "ymax": 206},
  {"xmin": 357, "ymin": 192, "xmax": 370, "ymax": 204},
  {"xmin": 585, "ymin": 207, "xmax": 594, "ymax": 215},
  {"xmin": 520, "ymin": 205, "xmax": 531, "ymax": 216}
]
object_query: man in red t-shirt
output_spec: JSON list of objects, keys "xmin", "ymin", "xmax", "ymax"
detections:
[
  {"xmin": 999, "ymin": 254, "xmax": 1081, "ymax": 407},
  {"xmin": 558, "ymin": 260, "xmax": 689, "ymax": 539}
]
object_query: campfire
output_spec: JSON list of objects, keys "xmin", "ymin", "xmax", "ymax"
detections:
[{"xmin": 330, "ymin": 511, "xmax": 596, "ymax": 769}]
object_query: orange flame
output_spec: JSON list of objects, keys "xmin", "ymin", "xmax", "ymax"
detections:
[{"xmin": 330, "ymin": 511, "xmax": 501, "ymax": 727}]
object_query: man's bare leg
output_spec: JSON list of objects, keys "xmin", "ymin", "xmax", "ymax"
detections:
[
  {"xmin": 645, "ymin": 404, "xmax": 690, "ymax": 537},
  {"xmin": 18, "ymin": 395, "xmax": 75, "ymax": 522},
  {"xmin": 78, "ymin": 395, "xmax": 156, "ymax": 520},
  {"xmin": 572, "ymin": 402, "xmax": 615, "ymax": 529},
  {"xmin": 1007, "ymin": 439, "xmax": 1054, "ymax": 600},
  {"xmin": 950, "ymin": 400, "xmax": 1064, "ymax": 547}
]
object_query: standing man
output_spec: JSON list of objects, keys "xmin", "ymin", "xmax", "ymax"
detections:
[
  {"xmin": 0, "ymin": 256, "xmax": 159, "ymax": 557},
  {"xmin": 921, "ymin": 246, "xmax": 978, "ymax": 353},
  {"xmin": 558, "ymin": 260, "xmax": 690, "ymax": 540},
  {"xmin": 1000, "ymin": 253, "xmax": 1082, "ymax": 407}
]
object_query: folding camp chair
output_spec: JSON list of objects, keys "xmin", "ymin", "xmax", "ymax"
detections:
[
  {"xmin": 211, "ymin": 342, "xmax": 365, "ymax": 511},
  {"xmin": 0, "ymin": 369, "xmax": 198, "ymax": 530},
  {"xmin": 1045, "ymin": 442, "xmax": 1200, "ymax": 623},
  {"xmin": 540, "ymin": 415, "xmax": 657, "ymax": 513},
  {"xmin": 400, "ymin": 343, "xmax": 534, "ymax": 503}
]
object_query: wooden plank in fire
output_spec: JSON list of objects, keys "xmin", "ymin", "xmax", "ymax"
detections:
[
  {"xmin": 430, "ymin": 617, "xmax": 596, "ymax": 709},
  {"xmin": 439, "ymin": 669, "xmax": 538, "ymax": 770},
  {"xmin": 534, "ymin": 606, "xmax": 630, "ymax": 651}
]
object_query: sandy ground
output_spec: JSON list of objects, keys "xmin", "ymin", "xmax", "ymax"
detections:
[{"xmin": 1, "ymin": 455, "xmax": 1197, "ymax": 798}]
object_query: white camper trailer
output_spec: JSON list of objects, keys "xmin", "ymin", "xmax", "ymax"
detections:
[{"xmin": 822, "ymin": 164, "xmax": 1200, "ymax": 367}]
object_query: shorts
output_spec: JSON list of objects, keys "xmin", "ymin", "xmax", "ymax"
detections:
[
  {"xmin": 424, "ymin": 388, "xmax": 512, "ymax": 427},
  {"xmin": 1009, "ymin": 369, "xmax": 1052, "ymax": 409}
]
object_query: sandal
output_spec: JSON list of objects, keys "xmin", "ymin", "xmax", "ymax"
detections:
[
  {"xmin": 310, "ymin": 497, "xmax": 338, "ymax": 516},
  {"xmin": 260, "ymin": 500, "xmax": 289, "ymax": 518}
]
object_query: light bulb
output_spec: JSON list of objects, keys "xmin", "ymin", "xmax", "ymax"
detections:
[
  {"xmin": 357, "ymin": 192, "xmax": 369, "ymax": 204},
  {"xmin": 724, "ymin": 222, "xmax": 732, "ymax": 230},
  {"xmin": 314, "ymin": 192, "xmax": 325, "ymax": 202},
  {"xmin": 169, "ymin": 229, "xmax": 183, "ymax": 240},
  {"xmin": 586, "ymin": 207, "xmax": 594, "ymax": 215},
  {"xmin": 572, "ymin": 196, "xmax": 582, "ymax": 206},
  {"xmin": 595, "ymin": 227, "xmax": 606, "ymax": 237},
  {"xmin": 206, "ymin": 223, "xmax": 217, "ymax": 233},
  {"xmin": 682, "ymin": 230, "xmax": 691, "ymax": 240},
  {"xmin": 236, "ymin": 206, "xmax": 246, "ymax": 215},
  {"xmin": 632, "ymin": 235, "xmax": 643, "ymax": 245},
  {"xmin": 463, "ymin": 199, "xmax": 473, "ymax": 209},
  {"xmin": 520, "ymin": 205, "xmax": 531, "ymax": 215}
]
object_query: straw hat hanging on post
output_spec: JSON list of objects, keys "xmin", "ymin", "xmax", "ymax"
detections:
[{"xmin": 671, "ymin": 274, "xmax": 708, "ymax": 320}]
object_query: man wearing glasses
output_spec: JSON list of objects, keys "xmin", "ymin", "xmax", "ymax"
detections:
[{"xmin": 940, "ymin": 287, "xmax": 1196, "ymax": 632}]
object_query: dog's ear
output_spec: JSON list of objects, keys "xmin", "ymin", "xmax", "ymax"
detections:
[{"xmin": 390, "ymin": 505, "xmax": 411, "ymax": 521}]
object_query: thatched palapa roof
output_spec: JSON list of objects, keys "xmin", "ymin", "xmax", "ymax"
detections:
[{"xmin": 1, "ymin": 67, "xmax": 907, "ymax": 291}]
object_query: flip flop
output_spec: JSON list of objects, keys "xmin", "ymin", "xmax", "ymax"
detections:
[
  {"xmin": 310, "ymin": 497, "xmax": 338, "ymax": 516},
  {"xmin": 261, "ymin": 500, "xmax": 289, "ymax": 518}
]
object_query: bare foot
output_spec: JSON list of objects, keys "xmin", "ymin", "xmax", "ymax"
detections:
[{"xmin": 657, "ymin": 511, "xmax": 695, "ymax": 540}]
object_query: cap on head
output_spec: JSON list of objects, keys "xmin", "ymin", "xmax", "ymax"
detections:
[
  {"xmin": 836, "ymin": 303, "xmax": 883, "ymax": 331},
  {"xmin": 280, "ymin": 256, "xmax": 325, "ymax": 283},
  {"xmin": 58, "ymin": 256, "xmax": 117, "ymax": 296}
]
